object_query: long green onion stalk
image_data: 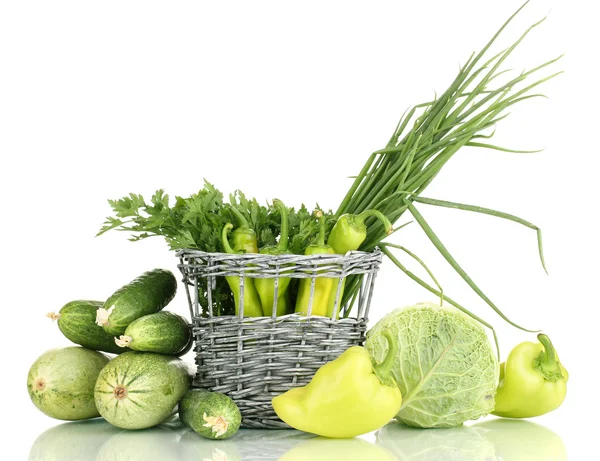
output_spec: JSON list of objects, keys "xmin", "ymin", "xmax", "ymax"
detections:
[{"xmin": 336, "ymin": 1, "xmax": 561, "ymax": 342}]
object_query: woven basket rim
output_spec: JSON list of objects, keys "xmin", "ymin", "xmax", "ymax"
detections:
[
  {"xmin": 176, "ymin": 247, "xmax": 381, "ymax": 262},
  {"xmin": 191, "ymin": 312, "xmax": 367, "ymax": 322}
]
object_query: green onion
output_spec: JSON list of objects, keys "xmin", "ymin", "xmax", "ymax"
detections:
[{"xmin": 337, "ymin": 0, "xmax": 561, "ymax": 333}]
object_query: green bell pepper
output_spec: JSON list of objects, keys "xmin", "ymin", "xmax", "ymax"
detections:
[
  {"xmin": 493, "ymin": 334, "xmax": 568, "ymax": 418},
  {"xmin": 272, "ymin": 330, "xmax": 402, "ymax": 438},
  {"xmin": 326, "ymin": 209, "xmax": 392, "ymax": 318}
]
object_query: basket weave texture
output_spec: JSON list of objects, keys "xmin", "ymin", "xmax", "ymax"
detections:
[{"xmin": 177, "ymin": 249, "xmax": 382, "ymax": 428}]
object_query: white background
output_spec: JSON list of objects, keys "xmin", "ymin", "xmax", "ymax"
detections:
[{"xmin": 1, "ymin": 0, "xmax": 598, "ymax": 459}]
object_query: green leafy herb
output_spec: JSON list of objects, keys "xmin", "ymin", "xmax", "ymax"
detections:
[{"xmin": 98, "ymin": 181, "xmax": 331, "ymax": 316}]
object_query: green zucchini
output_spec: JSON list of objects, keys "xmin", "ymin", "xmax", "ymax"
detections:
[
  {"xmin": 94, "ymin": 351, "xmax": 191, "ymax": 430},
  {"xmin": 115, "ymin": 311, "xmax": 191, "ymax": 355},
  {"xmin": 28, "ymin": 347, "xmax": 110, "ymax": 421},
  {"xmin": 97, "ymin": 269, "xmax": 177, "ymax": 336},
  {"xmin": 178, "ymin": 389, "xmax": 241, "ymax": 440},
  {"xmin": 48, "ymin": 300, "xmax": 126, "ymax": 354}
]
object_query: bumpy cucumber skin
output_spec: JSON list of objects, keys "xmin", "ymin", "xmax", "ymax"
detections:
[
  {"xmin": 102, "ymin": 269, "xmax": 177, "ymax": 336},
  {"xmin": 122, "ymin": 311, "xmax": 191, "ymax": 355},
  {"xmin": 57, "ymin": 300, "xmax": 126, "ymax": 354},
  {"xmin": 27, "ymin": 347, "xmax": 110, "ymax": 421},
  {"xmin": 178, "ymin": 389, "xmax": 241, "ymax": 440},
  {"xmin": 94, "ymin": 351, "xmax": 191, "ymax": 430}
]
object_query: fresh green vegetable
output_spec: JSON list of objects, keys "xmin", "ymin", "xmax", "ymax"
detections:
[
  {"xmin": 115, "ymin": 311, "xmax": 191, "ymax": 355},
  {"xmin": 328, "ymin": 209, "xmax": 392, "ymax": 255},
  {"xmin": 96, "ymin": 3, "xmax": 560, "ymax": 327},
  {"xmin": 98, "ymin": 183, "xmax": 324, "ymax": 256},
  {"xmin": 94, "ymin": 351, "xmax": 190, "ymax": 429},
  {"xmin": 365, "ymin": 302, "xmax": 498, "ymax": 428},
  {"xmin": 334, "ymin": 1, "xmax": 561, "ymax": 329},
  {"xmin": 47, "ymin": 300, "xmax": 127, "ymax": 354},
  {"xmin": 179, "ymin": 389, "xmax": 241, "ymax": 440},
  {"xmin": 229, "ymin": 205, "xmax": 259, "ymax": 253},
  {"xmin": 272, "ymin": 334, "xmax": 402, "ymax": 438},
  {"xmin": 493, "ymin": 334, "xmax": 568, "ymax": 418},
  {"xmin": 255, "ymin": 199, "xmax": 292, "ymax": 316},
  {"xmin": 294, "ymin": 213, "xmax": 336, "ymax": 317},
  {"xmin": 28, "ymin": 419, "xmax": 121, "ymax": 461},
  {"xmin": 222, "ymin": 223, "xmax": 263, "ymax": 317},
  {"xmin": 96, "ymin": 269, "xmax": 177, "ymax": 336},
  {"xmin": 27, "ymin": 347, "xmax": 110, "ymax": 421},
  {"xmin": 326, "ymin": 210, "xmax": 393, "ymax": 318},
  {"xmin": 98, "ymin": 183, "xmax": 329, "ymax": 317}
]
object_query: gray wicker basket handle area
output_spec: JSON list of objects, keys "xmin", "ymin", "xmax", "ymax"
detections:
[{"xmin": 176, "ymin": 248, "xmax": 382, "ymax": 429}]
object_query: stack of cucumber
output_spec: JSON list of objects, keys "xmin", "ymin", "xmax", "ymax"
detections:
[{"xmin": 27, "ymin": 268, "xmax": 241, "ymax": 440}]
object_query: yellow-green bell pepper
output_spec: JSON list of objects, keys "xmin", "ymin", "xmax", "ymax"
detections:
[
  {"xmin": 493, "ymin": 334, "xmax": 568, "ymax": 418},
  {"xmin": 272, "ymin": 331, "xmax": 402, "ymax": 438}
]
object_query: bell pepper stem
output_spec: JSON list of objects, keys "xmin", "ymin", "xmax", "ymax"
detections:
[
  {"xmin": 534, "ymin": 333, "xmax": 564, "ymax": 382},
  {"xmin": 231, "ymin": 206, "xmax": 250, "ymax": 229},
  {"xmin": 373, "ymin": 330, "xmax": 399, "ymax": 385},
  {"xmin": 273, "ymin": 199, "xmax": 289, "ymax": 252},
  {"xmin": 222, "ymin": 223, "xmax": 235, "ymax": 254},
  {"xmin": 356, "ymin": 209, "xmax": 393, "ymax": 236},
  {"xmin": 315, "ymin": 210, "xmax": 326, "ymax": 246}
]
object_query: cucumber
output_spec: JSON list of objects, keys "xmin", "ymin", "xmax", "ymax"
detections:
[
  {"xmin": 178, "ymin": 389, "xmax": 241, "ymax": 440},
  {"xmin": 97, "ymin": 269, "xmax": 177, "ymax": 336},
  {"xmin": 115, "ymin": 311, "xmax": 191, "ymax": 355},
  {"xmin": 94, "ymin": 351, "xmax": 191, "ymax": 430},
  {"xmin": 48, "ymin": 300, "xmax": 126, "ymax": 354},
  {"xmin": 27, "ymin": 347, "xmax": 110, "ymax": 421}
]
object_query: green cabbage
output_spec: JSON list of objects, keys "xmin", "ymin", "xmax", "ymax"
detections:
[{"xmin": 365, "ymin": 303, "xmax": 498, "ymax": 428}]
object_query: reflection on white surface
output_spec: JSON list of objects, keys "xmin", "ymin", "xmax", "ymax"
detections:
[
  {"xmin": 97, "ymin": 425, "xmax": 181, "ymax": 461},
  {"xmin": 28, "ymin": 419, "xmax": 121, "ymax": 461},
  {"xmin": 475, "ymin": 419, "xmax": 568, "ymax": 461},
  {"xmin": 178, "ymin": 427, "xmax": 314, "ymax": 461},
  {"xmin": 376, "ymin": 422, "xmax": 496, "ymax": 461},
  {"xmin": 376, "ymin": 419, "xmax": 568, "ymax": 461},
  {"xmin": 31, "ymin": 418, "xmax": 394, "ymax": 461},
  {"xmin": 30, "ymin": 416, "xmax": 566, "ymax": 461},
  {"xmin": 277, "ymin": 437, "xmax": 397, "ymax": 461}
]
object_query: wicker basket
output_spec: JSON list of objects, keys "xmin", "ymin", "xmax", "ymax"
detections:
[{"xmin": 176, "ymin": 248, "xmax": 382, "ymax": 428}]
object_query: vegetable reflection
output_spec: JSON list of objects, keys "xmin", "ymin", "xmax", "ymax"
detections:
[
  {"xmin": 178, "ymin": 428, "xmax": 313, "ymax": 461},
  {"xmin": 376, "ymin": 419, "xmax": 567, "ymax": 461},
  {"xmin": 376, "ymin": 421, "xmax": 495, "ymax": 461},
  {"xmin": 28, "ymin": 419, "xmax": 121, "ymax": 461},
  {"xmin": 96, "ymin": 425, "xmax": 180, "ymax": 461},
  {"xmin": 278, "ymin": 437, "xmax": 396, "ymax": 461},
  {"xmin": 476, "ymin": 419, "xmax": 568, "ymax": 461}
]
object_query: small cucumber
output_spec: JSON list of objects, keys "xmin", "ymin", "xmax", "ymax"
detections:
[
  {"xmin": 48, "ymin": 300, "xmax": 127, "ymax": 354},
  {"xmin": 115, "ymin": 311, "xmax": 191, "ymax": 355},
  {"xmin": 178, "ymin": 389, "xmax": 241, "ymax": 440},
  {"xmin": 97, "ymin": 269, "xmax": 177, "ymax": 336}
]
